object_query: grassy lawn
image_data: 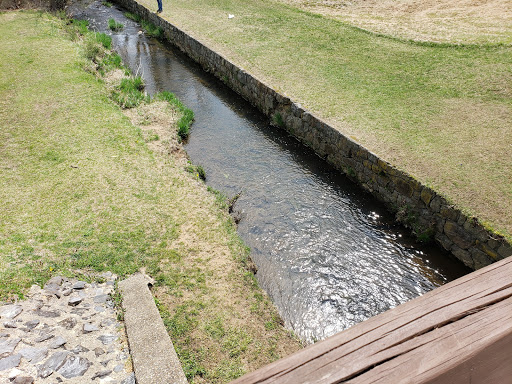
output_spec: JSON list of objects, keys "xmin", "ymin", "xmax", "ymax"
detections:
[
  {"xmin": 0, "ymin": 11, "xmax": 302, "ymax": 382},
  {"xmin": 276, "ymin": 0, "xmax": 512, "ymax": 45},
  {"xmin": 143, "ymin": 0, "xmax": 512, "ymax": 239}
]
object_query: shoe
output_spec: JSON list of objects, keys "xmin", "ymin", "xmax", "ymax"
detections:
[{"xmin": 156, "ymin": 9, "xmax": 162, "ymax": 13}]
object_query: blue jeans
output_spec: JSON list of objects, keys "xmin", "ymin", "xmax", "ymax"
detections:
[{"xmin": 157, "ymin": 0, "xmax": 162, "ymax": 11}]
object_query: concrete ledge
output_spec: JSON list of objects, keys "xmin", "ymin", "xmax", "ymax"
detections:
[{"xmin": 119, "ymin": 273, "xmax": 187, "ymax": 384}]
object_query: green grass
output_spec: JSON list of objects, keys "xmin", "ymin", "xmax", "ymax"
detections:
[
  {"xmin": 0, "ymin": 11, "xmax": 302, "ymax": 382},
  {"xmin": 124, "ymin": 11, "xmax": 163, "ymax": 38},
  {"xmin": 112, "ymin": 76, "xmax": 148, "ymax": 108},
  {"xmin": 108, "ymin": 18, "xmax": 124, "ymax": 32},
  {"xmin": 134, "ymin": 0, "xmax": 512, "ymax": 239},
  {"xmin": 154, "ymin": 91, "xmax": 194, "ymax": 140},
  {"xmin": 95, "ymin": 31, "xmax": 112, "ymax": 49}
]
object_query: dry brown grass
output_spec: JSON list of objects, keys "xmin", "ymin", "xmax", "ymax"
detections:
[{"xmin": 277, "ymin": 0, "xmax": 512, "ymax": 44}]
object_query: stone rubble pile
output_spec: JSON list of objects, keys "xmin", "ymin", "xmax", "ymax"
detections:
[{"xmin": 0, "ymin": 273, "xmax": 135, "ymax": 384}]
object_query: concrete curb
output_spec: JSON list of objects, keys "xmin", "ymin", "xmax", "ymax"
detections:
[{"xmin": 119, "ymin": 273, "xmax": 187, "ymax": 384}]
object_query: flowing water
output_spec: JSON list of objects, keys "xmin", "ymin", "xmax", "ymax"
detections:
[{"xmin": 71, "ymin": 1, "xmax": 469, "ymax": 342}]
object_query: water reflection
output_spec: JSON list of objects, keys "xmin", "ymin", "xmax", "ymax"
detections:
[{"xmin": 73, "ymin": 1, "xmax": 469, "ymax": 341}]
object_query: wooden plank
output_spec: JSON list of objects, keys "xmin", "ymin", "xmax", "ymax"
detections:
[
  {"xmin": 349, "ymin": 297, "xmax": 512, "ymax": 383},
  {"xmin": 231, "ymin": 257, "xmax": 512, "ymax": 384}
]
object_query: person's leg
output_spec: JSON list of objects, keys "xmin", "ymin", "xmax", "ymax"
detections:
[{"xmin": 157, "ymin": 0, "xmax": 162, "ymax": 12}]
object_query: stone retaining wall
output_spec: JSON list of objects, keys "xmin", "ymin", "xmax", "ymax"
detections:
[{"xmin": 113, "ymin": 0, "xmax": 511, "ymax": 270}]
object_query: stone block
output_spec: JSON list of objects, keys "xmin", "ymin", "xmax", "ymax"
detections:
[
  {"xmin": 471, "ymin": 248, "xmax": 494, "ymax": 270},
  {"xmin": 394, "ymin": 178, "xmax": 414, "ymax": 198},
  {"xmin": 444, "ymin": 221, "xmax": 473, "ymax": 249},
  {"xmin": 487, "ymin": 237, "xmax": 500, "ymax": 249},
  {"xmin": 371, "ymin": 163, "xmax": 381, "ymax": 173},
  {"xmin": 479, "ymin": 242, "xmax": 499, "ymax": 260},
  {"xmin": 440, "ymin": 206, "xmax": 459, "ymax": 221},
  {"xmin": 367, "ymin": 152, "xmax": 378, "ymax": 164},
  {"xmin": 435, "ymin": 233, "xmax": 452, "ymax": 251},
  {"xmin": 429, "ymin": 196, "xmax": 442, "ymax": 212},
  {"xmin": 435, "ymin": 217, "xmax": 446, "ymax": 234},
  {"xmin": 451, "ymin": 245, "xmax": 474, "ymax": 269},
  {"xmin": 497, "ymin": 243, "xmax": 512, "ymax": 259}
]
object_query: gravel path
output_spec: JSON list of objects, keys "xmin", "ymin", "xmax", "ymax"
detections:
[{"xmin": 0, "ymin": 273, "xmax": 135, "ymax": 384}]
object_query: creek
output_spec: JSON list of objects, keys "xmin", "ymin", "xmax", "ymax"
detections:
[{"xmin": 71, "ymin": 0, "xmax": 469, "ymax": 342}]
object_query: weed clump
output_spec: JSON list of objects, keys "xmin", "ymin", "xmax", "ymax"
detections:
[
  {"xmin": 112, "ymin": 77, "xmax": 148, "ymax": 109},
  {"xmin": 273, "ymin": 112, "xmax": 284, "ymax": 127},
  {"xmin": 95, "ymin": 32, "xmax": 112, "ymax": 50},
  {"xmin": 154, "ymin": 92, "xmax": 194, "ymax": 141},
  {"xmin": 186, "ymin": 163, "xmax": 206, "ymax": 181},
  {"xmin": 108, "ymin": 18, "xmax": 124, "ymax": 32},
  {"xmin": 124, "ymin": 12, "xmax": 163, "ymax": 38},
  {"xmin": 124, "ymin": 12, "xmax": 141, "ymax": 22}
]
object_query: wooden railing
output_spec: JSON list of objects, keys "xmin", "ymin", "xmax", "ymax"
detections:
[{"xmin": 231, "ymin": 257, "xmax": 512, "ymax": 383}]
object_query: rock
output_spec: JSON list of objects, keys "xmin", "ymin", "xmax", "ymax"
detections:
[
  {"xmin": 24, "ymin": 320, "xmax": 40, "ymax": 330},
  {"xmin": 70, "ymin": 308, "xmax": 89, "ymax": 315},
  {"xmin": 116, "ymin": 353, "xmax": 128, "ymax": 361},
  {"xmin": 46, "ymin": 276, "xmax": 64, "ymax": 286},
  {"xmin": 101, "ymin": 272, "xmax": 113, "ymax": 279},
  {"xmin": 49, "ymin": 336, "xmax": 67, "ymax": 349},
  {"xmin": 34, "ymin": 333, "xmax": 54, "ymax": 343},
  {"xmin": 92, "ymin": 369, "xmax": 112, "ymax": 379},
  {"xmin": 13, "ymin": 377, "xmax": 35, "ymax": 384},
  {"xmin": 19, "ymin": 347, "xmax": 48, "ymax": 363},
  {"xmin": 100, "ymin": 319, "xmax": 114, "ymax": 328},
  {"xmin": 37, "ymin": 351, "xmax": 70, "ymax": 378},
  {"xmin": 98, "ymin": 334, "xmax": 117, "ymax": 345},
  {"xmin": 113, "ymin": 364, "xmax": 124, "ymax": 372},
  {"xmin": 35, "ymin": 309, "xmax": 61, "ymax": 318},
  {"xmin": 73, "ymin": 281, "xmax": 87, "ymax": 290},
  {"xmin": 68, "ymin": 297, "xmax": 83, "ymax": 306},
  {"xmin": 99, "ymin": 377, "xmax": 116, "ymax": 383},
  {"xmin": 94, "ymin": 347, "xmax": 105, "ymax": 357},
  {"xmin": 100, "ymin": 359, "xmax": 111, "ymax": 367},
  {"xmin": 44, "ymin": 283, "xmax": 62, "ymax": 298},
  {"xmin": 420, "ymin": 187, "xmax": 433, "ymax": 205},
  {"xmin": 71, "ymin": 345, "xmax": 89, "ymax": 354},
  {"xmin": 57, "ymin": 354, "xmax": 91, "ymax": 378},
  {"xmin": 0, "ymin": 353, "xmax": 22, "ymax": 371},
  {"xmin": 444, "ymin": 221, "xmax": 473, "ymax": 249},
  {"xmin": 83, "ymin": 323, "xmax": 99, "ymax": 333},
  {"xmin": 58, "ymin": 317, "xmax": 77, "ymax": 330},
  {"xmin": 0, "ymin": 337, "xmax": 21, "ymax": 357},
  {"xmin": 62, "ymin": 289, "xmax": 73, "ymax": 297},
  {"xmin": 95, "ymin": 306, "xmax": 106, "ymax": 313},
  {"xmin": 3, "ymin": 321, "xmax": 17, "ymax": 329},
  {"xmin": 121, "ymin": 372, "xmax": 136, "ymax": 384},
  {"xmin": 497, "ymin": 243, "xmax": 512, "ymax": 258},
  {"xmin": 0, "ymin": 305, "xmax": 23, "ymax": 319},
  {"xmin": 93, "ymin": 294, "xmax": 110, "ymax": 304},
  {"xmin": 8, "ymin": 367, "xmax": 23, "ymax": 379}
]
